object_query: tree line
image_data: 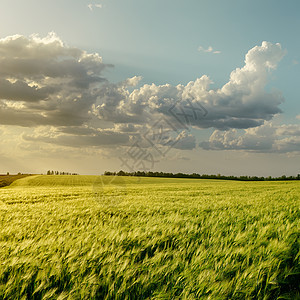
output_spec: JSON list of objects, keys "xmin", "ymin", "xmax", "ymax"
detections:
[
  {"xmin": 104, "ymin": 170, "xmax": 300, "ymax": 181},
  {"xmin": 46, "ymin": 170, "xmax": 78, "ymax": 175}
]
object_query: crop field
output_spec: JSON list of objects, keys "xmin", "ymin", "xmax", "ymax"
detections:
[
  {"xmin": 0, "ymin": 174, "xmax": 31, "ymax": 188},
  {"xmin": 0, "ymin": 175, "xmax": 299, "ymax": 299}
]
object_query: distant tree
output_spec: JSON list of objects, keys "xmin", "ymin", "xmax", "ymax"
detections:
[
  {"xmin": 47, "ymin": 170, "xmax": 51, "ymax": 175},
  {"xmin": 117, "ymin": 170, "xmax": 126, "ymax": 176},
  {"xmin": 6, "ymin": 172, "xmax": 9, "ymax": 176}
]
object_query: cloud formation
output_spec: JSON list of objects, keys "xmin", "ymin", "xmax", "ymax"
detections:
[
  {"xmin": 94, "ymin": 41, "xmax": 285, "ymax": 132},
  {"xmin": 0, "ymin": 34, "xmax": 292, "ymax": 153},
  {"xmin": 23, "ymin": 127, "xmax": 129, "ymax": 148},
  {"xmin": 198, "ymin": 45, "xmax": 221, "ymax": 54},
  {"xmin": 0, "ymin": 32, "xmax": 110, "ymax": 128},
  {"xmin": 200, "ymin": 121, "xmax": 300, "ymax": 153}
]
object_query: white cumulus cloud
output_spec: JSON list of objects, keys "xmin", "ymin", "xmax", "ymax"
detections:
[
  {"xmin": 94, "ymin": 41, "xmax": 285, "ymax": 132},
  {"xmin": 200, "ymin": 121, "xmax": 300, "ymax": 154}
]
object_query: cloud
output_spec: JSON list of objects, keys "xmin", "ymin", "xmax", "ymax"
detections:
[
  {"xmin": 0, "ymin": 35, "xmax": 287, "ymax": 153},
  {"xmin": 200, "ymin": 121, "xmax": 300, "ymax": 153},
  {"xmin": 277, "ymin": 124, "xmax": 300, "ymax": 136},
  {"xmin": 198, "ymin": 45, "xmax": 221, "ymax": 54},
  {"xmin": 88, "ymin": 3, "xmax": 102, "ymax": 11},
  {"xmin": 173, "ymin": 131, "xmax": 196, "ymax": 150},
  {"xmin": 23, "ymin": 128, "xmax": 129, "ymax": 148},
  {"xmin": 94, "ymin": 41, "xmax": 285, "ymax": 132},
  {"xmin": 0, "ymin": 32, "xmax": 111, "ymax": 128},
  {"xmin": 296, "ymin": 115, "xmax": 300, "ymax": 120}
]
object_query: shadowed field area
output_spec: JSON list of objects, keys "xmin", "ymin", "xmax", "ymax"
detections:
[
  {"xmin": 0, "ymin": 175, "xmax": 299, "ymax": 299},
  {"xmin": 0, "ymin": 174, "xmax": 31, "ymax": 188}
]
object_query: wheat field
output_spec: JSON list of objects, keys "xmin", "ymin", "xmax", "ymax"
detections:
[{"xmin": 0, "ymin": 175, "xmax": 299, "ymax": 299}]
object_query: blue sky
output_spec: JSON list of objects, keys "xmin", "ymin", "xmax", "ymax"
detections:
[{"xmin": 0, "ymin": 0, "xmax": 299, "ymax": 176}]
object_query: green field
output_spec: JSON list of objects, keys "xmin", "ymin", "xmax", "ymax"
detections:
[{"xmin": 0, "ymin": 175, "xmax": 299, "ymax": 299}]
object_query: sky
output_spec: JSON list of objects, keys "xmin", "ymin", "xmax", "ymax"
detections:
[{"xmin": 0, "ymin": 0, "xmax": 300, "ymax": 176}]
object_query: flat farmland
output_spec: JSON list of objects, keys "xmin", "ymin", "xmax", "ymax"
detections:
[{"xmin": 0, "ymin": 175, "xmax": 299, "ymax": 299}]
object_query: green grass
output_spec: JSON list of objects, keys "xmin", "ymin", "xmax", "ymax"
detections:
[{"xmin": 0, "ymin": 175, "xmax": 299, "ymax": 299}]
